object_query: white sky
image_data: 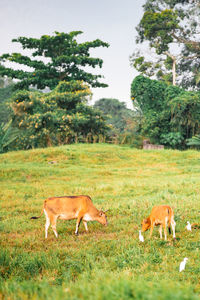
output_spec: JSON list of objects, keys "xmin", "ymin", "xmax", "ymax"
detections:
[{"xmin": 0, "ymin": 0, "xmax": 145, "ymax": 109}]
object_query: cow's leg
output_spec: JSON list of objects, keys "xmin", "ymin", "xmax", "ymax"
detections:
[
  {"xmin": 171, "ymin": 218, "xmax": 176, "ymax": 239},
  {"xmin": 44, "ymin": 209, "xmax": 50, "ymax": 239},
  {"xmin": 164, "ymin": 217, "xmax": 168, "ymax": 241},
  {"xmin": 164, "ymin": 226, "xmax": 167, "ymax": 241},
  {"xmin": 83, "ymin": 220, "xmax": 88, "ymax": 232},
  {"xmin": 149, "ymin": 222, "xmax": 154, "ymax": 238},
  {"xmin": 75, "ymin": 215, "xmax": 83, "ymax": 235},
  {"xmin": 168, "ymin": 217, "xmax": 172, "ymax": 235},
  {"xmin": 51, "ymin": 215, "xmax": 58, "ymax": 238},
  {"xmin": 159, "ymin": 225, "xmax": 163, "ymax": 239}
]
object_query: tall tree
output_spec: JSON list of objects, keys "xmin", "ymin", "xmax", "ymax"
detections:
[
  {"xmin": 0, "ymin": 31, "xmax": 109, "ymax": 90},
  {"xmin": 130, "ymin": 0, "xmax": 200, "ymax": 89}
]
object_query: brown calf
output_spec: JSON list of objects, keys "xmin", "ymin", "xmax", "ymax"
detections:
[
  {"xmin": 141, "ymin": 205, "xmax": 176, "ymax": 240},
  {"xmin": 31, "ymin": 195, "xmax": 108, "ymax": 238}
]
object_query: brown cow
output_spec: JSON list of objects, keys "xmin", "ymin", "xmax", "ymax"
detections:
[
  {"xmin": 31, "ymin": 195, "xmax": 108, "ymax": 238},
  {"xmin": 141, "ymin": 205, "xmax": 176, "ymax": 240}
]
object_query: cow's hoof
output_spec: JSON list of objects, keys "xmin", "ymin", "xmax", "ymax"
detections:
[{"xmin": 75, "ymin": 233, "xmax": 79, "ymax": 236}]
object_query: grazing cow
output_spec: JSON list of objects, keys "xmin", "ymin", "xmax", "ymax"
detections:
[
  {"xmin": 141, "ymin": 205, "xmax": 176, "ymax": 240},
  {"xmin": 31, "ymin": 195, "xmax": 108, "ymax": 238}
]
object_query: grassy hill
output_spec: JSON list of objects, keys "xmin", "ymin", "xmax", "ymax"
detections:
[{"xmin": 0, "ymin": 143, "xmax": 200, "ymax": 299}]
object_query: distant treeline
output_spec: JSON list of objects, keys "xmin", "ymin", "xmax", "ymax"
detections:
[{"xmin": 1, "ymin": 75, "xmax": 200, "ymax": 152}]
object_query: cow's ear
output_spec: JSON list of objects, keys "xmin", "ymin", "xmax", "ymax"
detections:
[{"xmin": 144, "ymin": 218, "xmax": 148, "ymax": 224}]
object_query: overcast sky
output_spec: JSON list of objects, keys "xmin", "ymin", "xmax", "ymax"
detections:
[{"xmin": 0, "ymin": 0, "xmax": 145, "ymax": 109}]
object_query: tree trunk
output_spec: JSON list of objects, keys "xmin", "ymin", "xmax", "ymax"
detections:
[{"xmin": 172, "ymin": 58, "xmax": 176, "ymax": 86}]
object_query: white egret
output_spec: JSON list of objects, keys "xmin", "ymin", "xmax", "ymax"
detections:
[
  {"xmin": 186, "ymin": 221, "xmax": 192, "ymax": 231},
  {"xmin": 179, "ymin": 257, "xmax": 188, "ymax": 272},
  {"xmin": 139, "ymin": 230, "xmax": 144, "ymax": 242}
]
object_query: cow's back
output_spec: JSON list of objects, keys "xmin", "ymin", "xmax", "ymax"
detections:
[
  {"xmin": 44, "ymin": 195, "xmax": 93, "ymax": 215},
  {"xmin": 151, "ymin": 205, "xmax": 173, "ymax": 221}
]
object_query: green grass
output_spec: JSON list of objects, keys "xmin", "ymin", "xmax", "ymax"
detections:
[{"xmin": 0, "ymin": 143, "xmax": 200, "ymax": 299}]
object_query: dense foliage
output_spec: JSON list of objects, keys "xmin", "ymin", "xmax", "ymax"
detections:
[
  {"xmin": 131, "ymin": 75, "xmax": 200, "ymax": 148},
  {"xmin": 187, "ymin": 134, "xmax": 200, "ymax": 149},
  {"xmin": 0, "ymin": 31, "xmax": 109, "ymax": 90},
  {"xmin": 8, "ymin": 81, "xmax": 108, "ymax": 150},
  {"xmin": 130, "ymin": 0, "xmax": 200, "ymax": 88},
  {"xmin": 94, "ymin": 98, "xmax": 133, "ymax": 134},
  {"xmin": 0, "ymin": 120, "xmax": 19, "ymax": 153},
  {"xmin": 0, "ymin": 84, "xmax": 14, "ymax": 125},
  {"xmin": 94, "ymin": 98, "xmax": 142, "ymax": 146}
]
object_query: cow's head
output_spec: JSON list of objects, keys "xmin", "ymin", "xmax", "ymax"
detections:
[
  {"xmin": 141, "ymin": 217, "xmax": 151, "ymax": 232},
  {"xmin": 97, "ymin": 210, "xmax": 108, "ymax": 226}
]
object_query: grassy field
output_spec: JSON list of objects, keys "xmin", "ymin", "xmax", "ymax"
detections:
[{"xmin": 0, "ymin": 143, "xmax": 200, "ymax": 300}]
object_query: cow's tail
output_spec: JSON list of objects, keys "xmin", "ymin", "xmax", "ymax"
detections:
[{"xmin": 30, "ymin": 206, "xmax": 44, "ymax": 219}]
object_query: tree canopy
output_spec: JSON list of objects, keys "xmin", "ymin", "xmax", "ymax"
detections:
[
  {"xmin": 94, "ymin": 98, "xmax": 143, "ymax": 146},
  {"xmin": 94, "ymin": 98, "xmax": 135, "ymax": 134},
  {"xmin": 0, "ymin": 31, "xmax": 109, "ymax": 90},
  {"xmin": 130, "ymin": 0, "xmax": 200, "ymax": 89}
]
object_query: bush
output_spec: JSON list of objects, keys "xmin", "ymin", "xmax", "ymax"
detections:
[
  {"xmin": 160, "ymin": 132, "xmax": 184, "ymax": 149},
  {"xmin": 6, "ymin": 81, "xmax": 109, "ymax": 151}
]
